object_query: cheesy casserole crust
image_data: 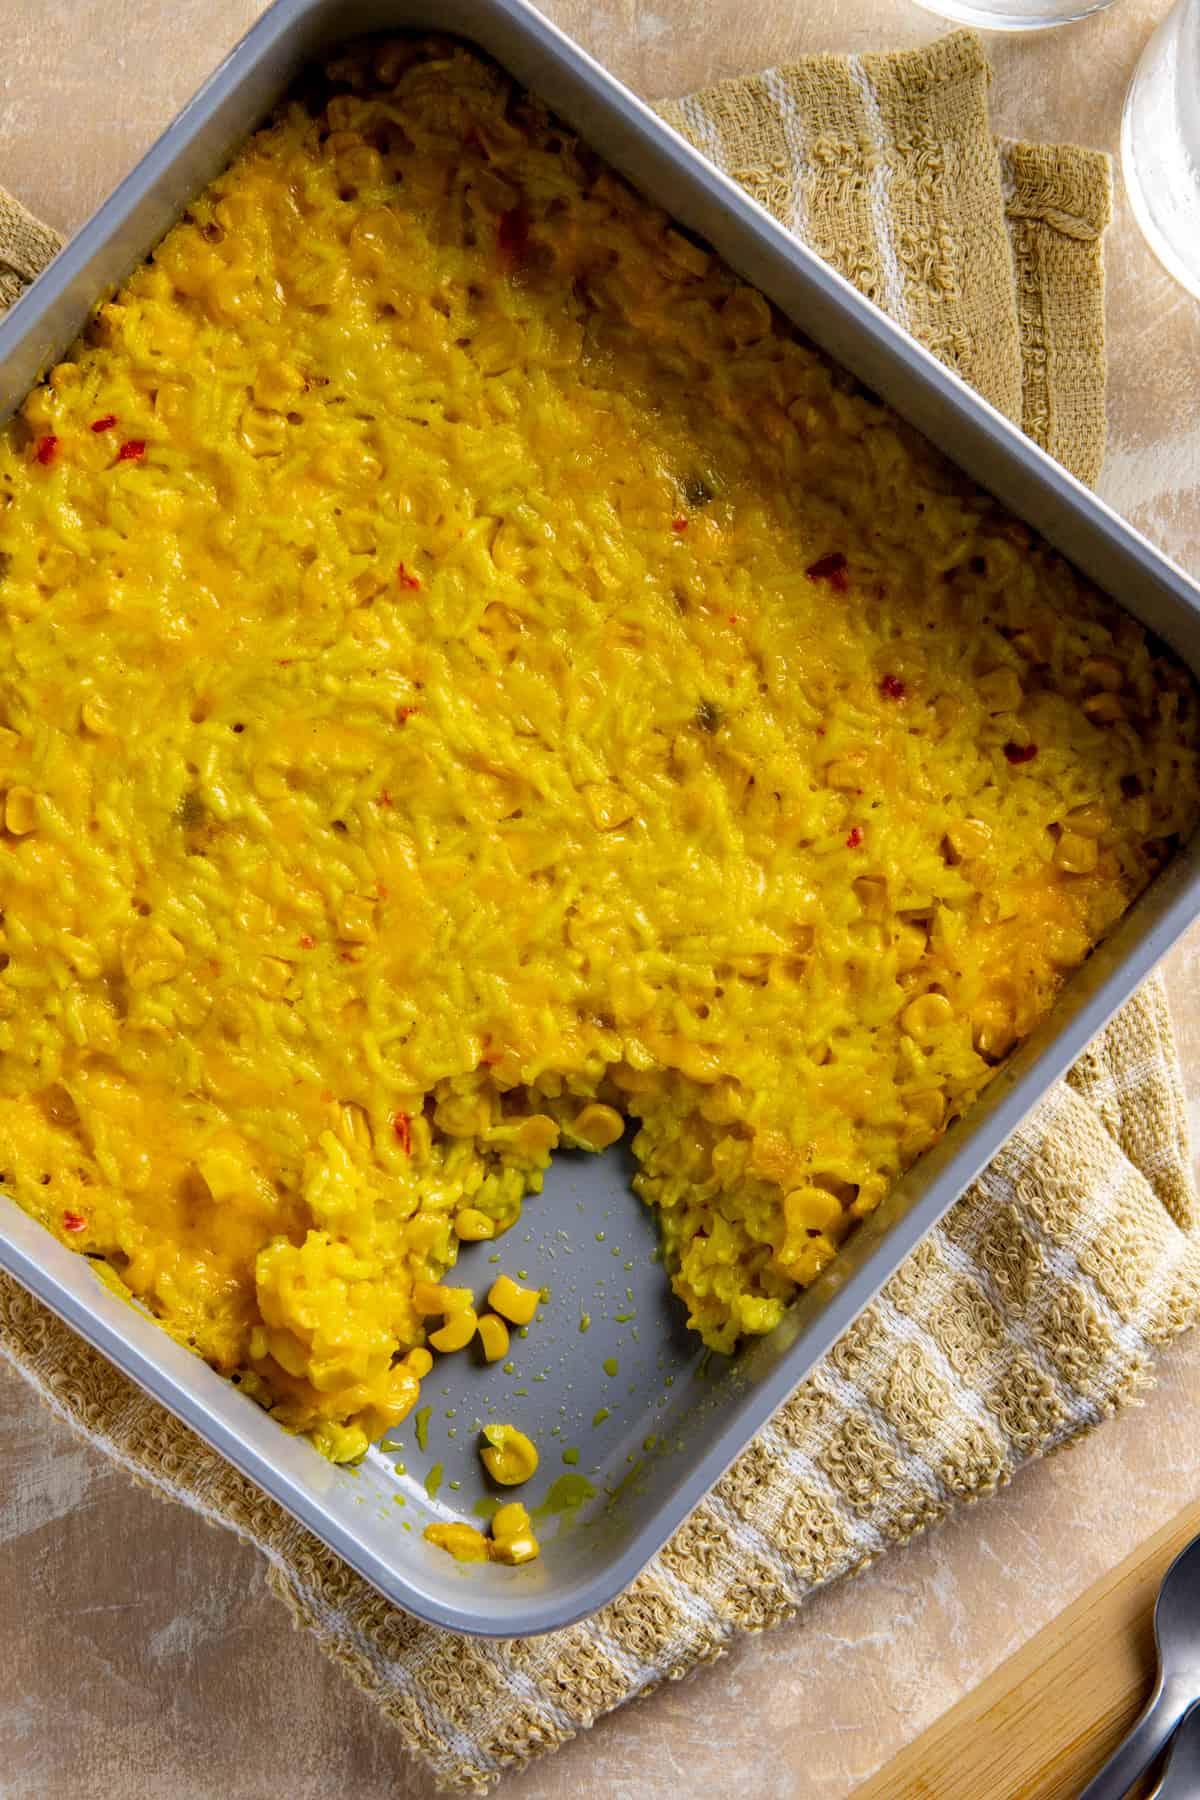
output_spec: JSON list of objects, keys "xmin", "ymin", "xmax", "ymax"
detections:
[{"xmin": 0, "ymin": 37, "xmax": 1196, "ymax": 1461}]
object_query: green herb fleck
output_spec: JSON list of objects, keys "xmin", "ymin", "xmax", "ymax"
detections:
[
  {"xmin": 534, "ymin": 1474, "xmax": 596, "ymax": 1518},
  {"xmin": 424, "ymin": 1463, "xmax": 443, "ymax": 1500},
  {"xmin": 592, "ymin": 1407, "xmax": 610, "ymax": 1427},
  {"xmin": 562, "ymin": 1447, "xmax": 580, "ymax": 1466},
  {"xmin": 578, "ymin": 1313, "xmax": 591, "ymax": 1334},
  {"xmin": 602, "ymin": 1357, "xmax": 618, "ymax": 1378},
  {"xmin": 414, "ymin": 1406, "xmax": 431, "ymax": 1451}
]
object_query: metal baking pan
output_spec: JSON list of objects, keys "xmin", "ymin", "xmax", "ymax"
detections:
[{"xmin": 1, "ymin": 0, "xmax": 1198, "ymax": 1639}]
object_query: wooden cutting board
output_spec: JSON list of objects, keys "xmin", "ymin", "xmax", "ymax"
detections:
[{"xmin": 856, "ymin": 1497, "xmax": 1200, "ymax": 1800}]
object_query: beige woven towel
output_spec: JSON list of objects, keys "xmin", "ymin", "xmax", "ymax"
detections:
[{"xmin": 1, "ymin": 28, "xmax": 1196, "ymax": 1795}]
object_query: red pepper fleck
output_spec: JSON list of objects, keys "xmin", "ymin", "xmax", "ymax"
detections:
[
  {"xmin": 299, "ymin": 932, "xmax": 316, "ymax": 948},
  {"xmin": 497, "ymin": 204, "xmax": 530, "ymax": 268},
  {"xmin": 375, "ymin": 880, "xmax": 389, "ymax": 899},
  {"xmin": 90, "ymin": 414, "xmax": 117, "ymax": 433},
  {"xmin": 728, "ymin": 613, "xmax": 739, "ymax": 624},
  {"xmin": 397, "ymin": 562, "xmax": 421, "ymax": 591},
  {"xmin": 379, "ymin": 788, "xmax": 393, "ymax": 808},
  {"xmin": 879, "ymin": 673, "xmax": 906, "ymax": 700},
  {"xmin": 320, "ymin": 1088, "xmax": 335, "ymax": 1104},
  {"xmin": 806, "ymin": 551, "xmax": 849, "ymax": 592},
  {"xmin": 1004, "ymin": 741, "xmax": 1038, "ymax": 765},
  {"xmin": 393, "ymin": 1111, "xmax": 413, "ymax": 1155},
  {"xmin": 672, "ymin": 516, "xmax": 689, "ymax": 534},
  {"xmin": 396, "ymin": 706, "xmax": 418, "ymax": 725},
  {"xmin": 33, "ymin": 435, "xmax": 59, "ymax": 466},
  {"xmin": 845, "ymin": 825, "xmax": 864, "ymax": 849},
  {"xmin": 62, "ymin": 1211, "xmax": 87, "ymax": 1234},
  {"xmin": 117, "ymin": 439, "xmax": 146, "ymax": 462}
]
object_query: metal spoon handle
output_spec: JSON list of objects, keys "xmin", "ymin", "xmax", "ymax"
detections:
[
  {"xmin": 1078, "ymin": 1680, "xmax": 1191, "ymax": 1800},
  {"xmin": 1147, "ymin": 1701, "xmax": 1200, "ymax": 1800}
]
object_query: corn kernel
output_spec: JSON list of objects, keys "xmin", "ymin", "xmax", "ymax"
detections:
[
  {"xmin": 429, "ymin": 1307, "xmax": 478, "ymax": 1353},
  {"xmin": 900, "ymin": 992, "xmax": 954, "ymax": 1042},
  {"xmin": 253, "ymin": 360, "xmax": 305, "ymax": 412},
  {"xmin": 4, "ymin": 786, "xmax": 37, "ymax": 835},
  {"xmin": 775, "ymin": 1234, "xmax": 835, "ymax": 1284},
  {"xmin": 853, "ymin": 876, "xmax": 888, "ymax": 918},
  {"xmin": 491, "ymin": 1501, "xmax": 531, "ymax": 1541},
  {"xmin": 582, "ymin": 782, "xmax": 635, "ymax": 831},
  {"xmin": 490, "ymin": 1501, "xmax": 542, "ymax": 1561},
  {"xmin": 1054, "ymin": 830, "xmax": 1099, "ymax": 874},
  {"xmin": 436, "ymin": 1092, "xmax": 491, "ymax": 1137},
  {"xmin": 977, "ymin": 668, "xmax": 1022, "ymax": 713},
  {"xmin": 424, "ymin": 1521, "xmax": 489, "ymax": 1563},
  {"xmin": 824, "ymin": 756, "xmax": 865, "ymax": 791},
  {"xmin": 490, "ymin": 1528, "xmax": 539, "ymax": 1565},
  {"xmin": 1081, "ymin": 656, "xmax": 1123, "ymax": 692},
  {"xmin": 337, "ymin": 145, "xmax": 384, "ymax": 189},
  {"xmin": 239, "ymin": 405, "xmax": 287, "ymax": 457},
  {"xmin": 905, "ymin": 1089, "xmax": 946, "ymax": 1133},
  {"xmin": 1044, "ymin": 924, "xmax": 1090, "ymax": 967},
  {"xmin": 849, "ymin": 1175, "xmax": 889, "ymax": 1218},
  {"xmin": 404, "ymin": 1346, "xmax": 433, "ymax": 1377},
  {"xmin": 894, "ymin": 920, "xmax": 928, "ymax": 971},
  {"xmin": 782, "ymin": 1185, "xmax": 843, "ymax": 1233},
  {"xmin": 336, "ymin": 900, "xmax": 375, "ymax": 943},
  {"xmin": 453, "ymin": 1206, "xmax": 496, "ymax": 1241},
  {"xmin": 487, "ymin": 1274, "xmax": 540, "ymax": 1325},
  {"xmin": 480, "ymin": 1422, "xmax": 539, "ymax": 1486},
  {"xmin": 412, "ymin": 1281, "xmax": 474, "ymax": 1317},
  {"xmin": 121, "ymin": 922, "xmax": 186, "ymax": 989},
  {"xmin": 570, "ymin": 1103, "xmax": 625, "ymax": 1151},
  {"xmin": 945, "ymin": 818, "xmax": 992, "ymax": 861},
  {"xmin": 1082, "ymin": 691, "xmax": 1125, "ymax": 724},
  {"xmin": 972, "ymin": 1001, "xmax": 1016, "ymax": 1061},
  {"xmin": 476, "ymin": 1313, "xmax": 510, "ymax": 1362},
  {"xmin": 1065, "ymin": 802, "xmax": 1109, "ymax": 838}
]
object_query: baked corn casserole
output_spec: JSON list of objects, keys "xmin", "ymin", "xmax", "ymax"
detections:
[{"xmin": 0, "ymin": 36, "xmax": 1196, "ymax": 1463}]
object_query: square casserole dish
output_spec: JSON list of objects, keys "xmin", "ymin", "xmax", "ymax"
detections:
[{"xmin": 1, "ymin": 0, "xmax": 1198, "ymax": 1638}]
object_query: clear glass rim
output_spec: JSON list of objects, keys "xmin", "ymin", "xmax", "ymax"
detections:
[
  {"xmin": 1120, "ymin": 90, "xmax": 1200, "ymax": 306},
  {"xmin": 910, "ymin": 0, "xmax": 1117, "ymax": 31}
]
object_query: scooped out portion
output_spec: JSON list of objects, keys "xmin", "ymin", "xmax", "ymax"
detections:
[{"xmin": 0, "ymin": 36, "xmax": 1195, "ymax": 1460}]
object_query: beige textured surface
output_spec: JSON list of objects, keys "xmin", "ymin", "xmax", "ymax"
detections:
[{"xmin": 0, "ymin": 4, "xmax": 1198, "ymax": 1798}]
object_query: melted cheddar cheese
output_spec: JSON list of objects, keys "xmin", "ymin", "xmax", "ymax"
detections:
[{"xmin": 0, "ymin": 37, "xmax": 1195, "ymax": 1458}]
